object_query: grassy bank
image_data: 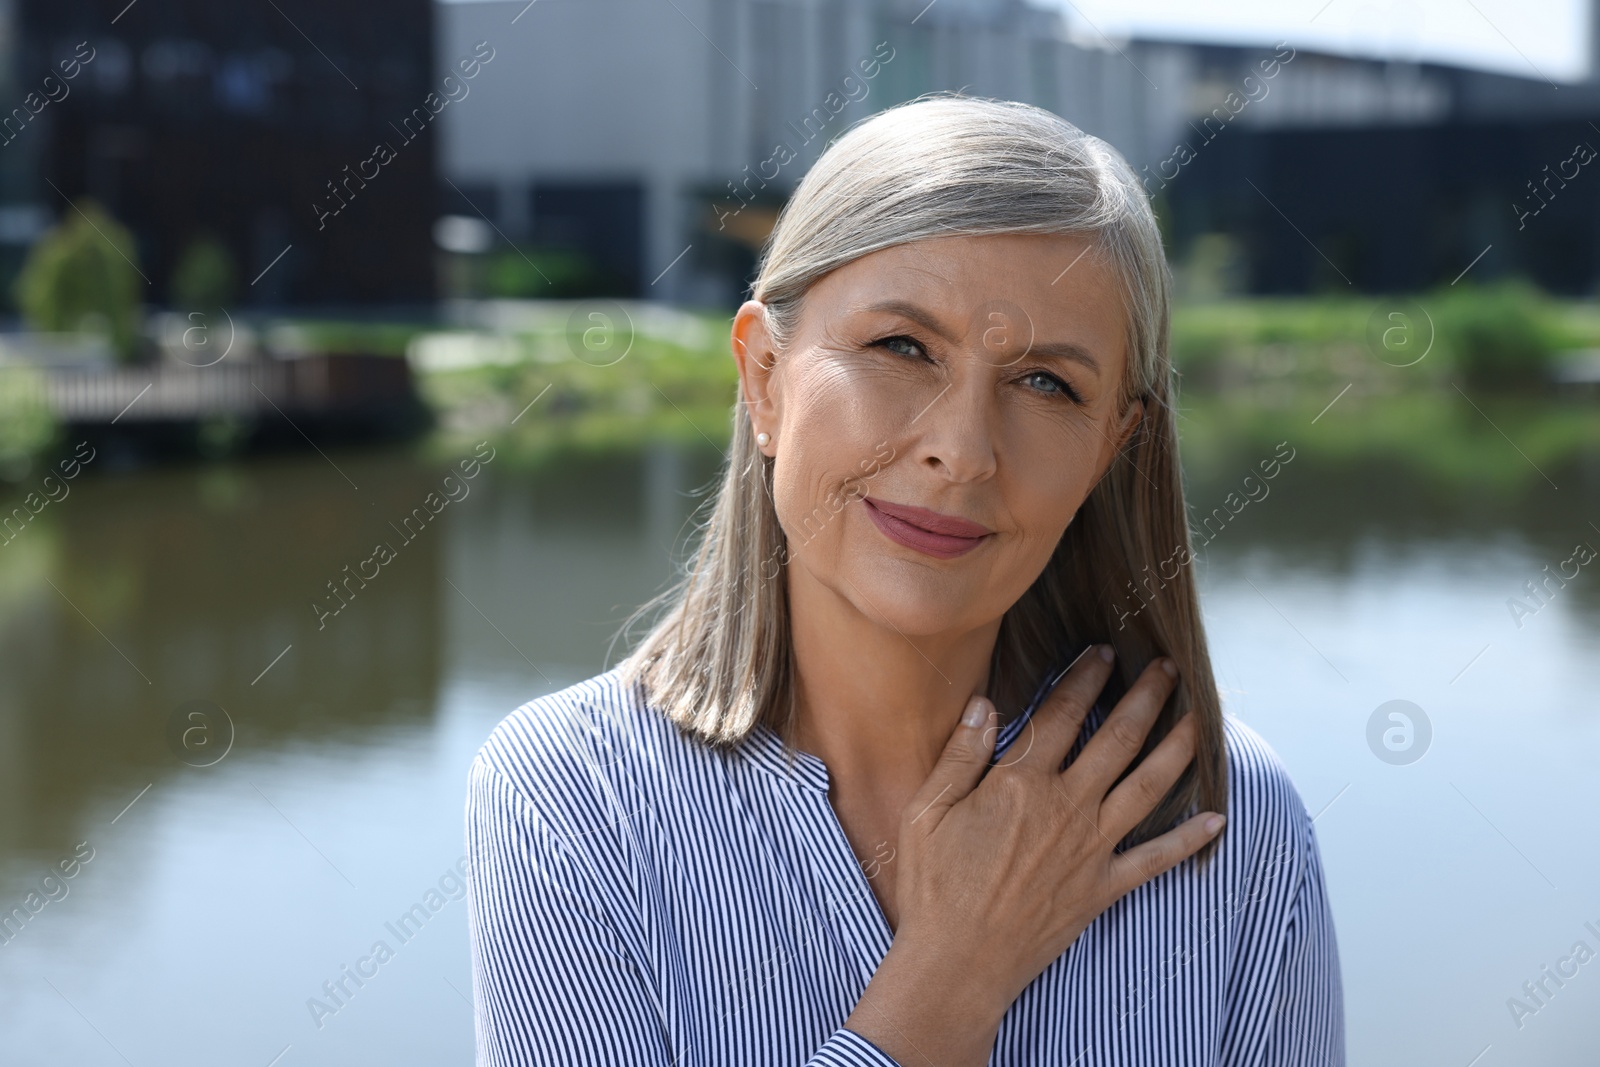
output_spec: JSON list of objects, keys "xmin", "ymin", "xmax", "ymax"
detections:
[
  {"xmin": 417, "ymin": 286, "xmax": 1600, "ymax": 489},
  {"xmin": 413, "ymin": 305, "xmax": 739, "ymax": 467},
  {"xmin": 4, "ymin": 285, "xmax": 1597, "ymax": 489}
]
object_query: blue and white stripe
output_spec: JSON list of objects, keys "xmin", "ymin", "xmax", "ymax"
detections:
[{"xmin": 465, "ymin": 665, "xmax": 1345, "ymax": 1065}]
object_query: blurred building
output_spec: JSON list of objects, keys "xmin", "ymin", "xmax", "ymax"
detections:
[
  {"xmin": 437, "ymin": 0, "xmax": 1180, "ymax": 308},
  {"xmin": 1154, "ymin": 39, "xmax": 1600, "ymax": 294},
  {"xmin": 1143, "ymin": 32, "xmax": 1600, "ymax": 296},
  {"xmin": 0, "ymin": 0, "xmax": 437, "ymax": 309},
  {"xmin": 438, "ymin": 0, "xmax": 1600, "ymax": 301},
  {"xmin": 3, "ymin": 0, "xmax": 1592, "ymax": 310}
]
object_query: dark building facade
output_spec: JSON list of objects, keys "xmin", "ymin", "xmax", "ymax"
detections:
[
  {"xmin": 1159, "ymin": 44, "xmax": 1600, "ymax": 295},
  {"xmin": 1165, "ymin": 113, "xmax": 1600, "ymax": 296},
  {"xmin": 6, "ymin": 0, "xmax": 437, "ymax": 309}
]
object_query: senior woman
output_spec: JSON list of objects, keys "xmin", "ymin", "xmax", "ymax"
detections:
[{"xmin": 465, "ymin": 94, "xmax": 1343, "ymax": 1066}]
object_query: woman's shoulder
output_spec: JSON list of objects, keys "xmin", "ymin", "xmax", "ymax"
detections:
[
  {"xmin": 1219, "ymin": 711, "xmax": 1311, "ymax": 819},
  {"xmin": 469, "ymin": 666, "xmax": 671, "ymax": 837},
  {"xmin": 1214, "ymin": 711, "xmax": 1323, "ymax": 887}
]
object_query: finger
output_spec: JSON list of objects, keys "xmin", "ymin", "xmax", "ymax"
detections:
[
  {"xmin": 1060, "ymin": 657, "xmax": 1177, "ymax": 804},
  {"xmin": 1007, "ymin": 643, "xmax": 1113, "ymax": 775},
  {"xmin": 1098, "ymin": 709, "xmax": 1198, "ymax": 842},
  {"xmin": 903, "ymin": 695, "xmax": 997, "ymax": 833},
  {"xmin": 1108, "ymin": 811, "xmax": 1226, "ymax": 894}
]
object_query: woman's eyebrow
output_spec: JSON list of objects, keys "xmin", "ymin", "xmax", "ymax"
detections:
[
  {"xmin": 852, "ymin": 299, "xmax": 960, "ymax": 341},
  {"xmin": 1021, "ymin": 341, "xmax": 1101, "ymax": 375},
  {"xmin": 853, "ymin": 298, "xmax": 1102, "ymax": 374}
]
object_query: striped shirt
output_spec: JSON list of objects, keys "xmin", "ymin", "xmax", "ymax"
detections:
[{"xmin": 465, "ymin": 664, "xmax": 1344, "ymax": 1066}]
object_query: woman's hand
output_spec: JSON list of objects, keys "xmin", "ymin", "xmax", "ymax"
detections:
[{"xmin": 845, "ymin": 644, "xmax": 1224, "ymax": 1065}]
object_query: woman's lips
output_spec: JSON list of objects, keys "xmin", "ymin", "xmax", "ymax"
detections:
[{"xmin": 862, "ymin": 496, "xmax": 993, "ymax": 559}]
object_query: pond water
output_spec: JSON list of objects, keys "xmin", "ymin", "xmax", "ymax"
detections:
[{"xmin": 0, "ymin": 430, "xmax": 1595, "ymax": 1066}]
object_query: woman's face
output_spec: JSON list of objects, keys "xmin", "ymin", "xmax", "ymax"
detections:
[{"xmin": 732, "ymin": 232, "xmax": 1143, "ymax": 638}]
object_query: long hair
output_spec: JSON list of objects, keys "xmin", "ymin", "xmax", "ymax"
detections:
[{"xmin": 615, "ymin": 92, "xmax": 1226, "ymax": 865}]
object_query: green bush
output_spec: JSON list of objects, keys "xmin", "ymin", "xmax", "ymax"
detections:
[
  {"xmin": 170, "ymin": 232, "xmax": 238, "ymax": 310},
  {"xmin": 1431, "ymin": 280, "xmax": 1556, "ymax": 389},
  {"xmin": 13, "ymin": 199, "xmax": 144, "ymax": 362},
  {"xmin": 283, "ymin": 320, "xmax": 426, "ymax": 356},
  {"xmin": 485, "ymin": 246, "xmax": 618, "ymax": 299},
  {"xmin": 1175, "ymin": 233, "xmax": 1248, "ymax": 301},
  {"xmin": 0, "ymin": 367, "xmax": 59, "ymax": 479}
]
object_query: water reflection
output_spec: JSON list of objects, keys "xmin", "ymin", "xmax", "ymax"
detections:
[
  {"xmin": 0, "ymin": 454, "xmax": 450, "ymax": 865},
  {"xmin": 0, "ymin": 432, "xmax": 1593, "ymax": 1066}
]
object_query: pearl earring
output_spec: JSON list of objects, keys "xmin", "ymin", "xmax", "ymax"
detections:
[{"xmin": 756, "ymin": 432, "xmax": 770, "ymax": 447}]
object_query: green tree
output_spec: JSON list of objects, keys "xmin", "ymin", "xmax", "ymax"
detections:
[{"xmin": 14, "ymin": 199, "xmax": 144, "ymax": 362}]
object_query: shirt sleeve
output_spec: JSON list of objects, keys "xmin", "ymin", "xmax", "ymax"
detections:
[
  {"xmin": 1251, "ymin": 811, "xmax": 1346, "ymax": 1067},
  {"xmin": 465, "ymin": 755, "xmax": 906, "ymax": 1067}
]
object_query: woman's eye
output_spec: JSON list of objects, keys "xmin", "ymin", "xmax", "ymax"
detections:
[
  {"xmin": 874, "ymin": 335, "xmax": 926, "ymax": 360},
  {"xmin": 1022, "ymin": 370, "xmax": 1083, "ymax": 404}
]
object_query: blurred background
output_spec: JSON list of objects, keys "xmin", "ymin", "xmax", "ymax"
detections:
[{"xmin": 0, "ymin": 0, "xmax": 1596, "ymax": 1064}]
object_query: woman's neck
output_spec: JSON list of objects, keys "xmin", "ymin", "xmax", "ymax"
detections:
[{"xmin": 785, "ymin": 562, "xmax": 1000, "ymax": 809}]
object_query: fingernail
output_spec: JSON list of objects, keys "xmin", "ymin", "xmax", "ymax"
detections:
[
  {"xmin": 962, "ymin": 696, "xmax": 989, "ymax": 728},
  {"xmin": 1204, "ymin": 814, "xmax": 1225, "ymax": 834},
  {"xmin": 1098, "ymin": 644, "xmax": 1115, "ymax": 663},
  {"xmin": 1161, "ymin": 658, "xmax": 1177, "ymax": 678}
]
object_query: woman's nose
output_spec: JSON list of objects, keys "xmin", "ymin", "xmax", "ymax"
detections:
[{"xmin": 913, "ymin": 372, "xmax": 999, "ymax": 483}]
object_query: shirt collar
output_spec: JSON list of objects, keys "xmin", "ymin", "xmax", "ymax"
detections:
[
  {"xmin": 740, "ymin": 720, "xmax": 832, "ymax": 792},
  {"xmin": 993, "ymin": 652, "xmax": 1110, "ymax": 767},
  {"xmin": 737, "ymin": 648, "xmax": 1106, "ymax": 792}
]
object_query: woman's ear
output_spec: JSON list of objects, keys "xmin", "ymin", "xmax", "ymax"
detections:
[
  {"xmin": 731, "ymin": 300, "xmax": 781, "ymax": 453},
  {"xmin": 1114, "ymin": 395, "xmax": 1145, "ymax": 453}
]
